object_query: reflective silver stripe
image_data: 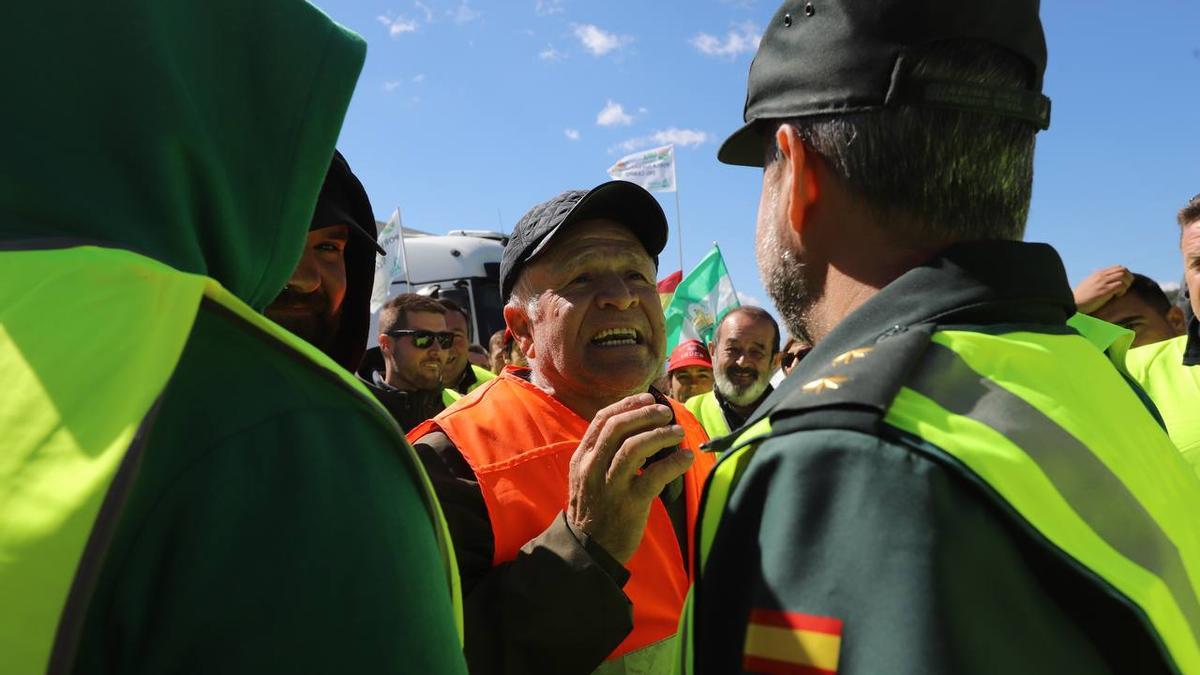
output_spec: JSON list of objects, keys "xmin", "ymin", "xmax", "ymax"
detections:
[{"xmin": 908, "ymin": 342, "xmax": 1200, "ymax": 646}]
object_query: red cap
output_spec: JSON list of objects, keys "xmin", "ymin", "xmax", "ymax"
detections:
[{"xmin": 667, "ymin": 339, "xmax": 712, "ymax": 373}]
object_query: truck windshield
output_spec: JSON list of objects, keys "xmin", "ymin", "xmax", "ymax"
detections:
[{"xmin": 436, "ymin": 279, "xmax": 504, "ymax": 346}]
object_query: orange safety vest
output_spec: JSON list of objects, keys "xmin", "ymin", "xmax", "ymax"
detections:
[{"xmin": 410, "ymin": 370, "xmax": 715, "ymax": 662}]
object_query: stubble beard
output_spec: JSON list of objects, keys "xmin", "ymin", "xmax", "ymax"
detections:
[{"xmin": 757, "ymin": 207, "xmax": 818, "ymax": 345}]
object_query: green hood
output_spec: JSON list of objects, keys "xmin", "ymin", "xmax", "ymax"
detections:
[{"xmin": 0, "ymin": 1, "xmax": 366, "ymax": 310}]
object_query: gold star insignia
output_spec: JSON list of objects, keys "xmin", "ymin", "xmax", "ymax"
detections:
[
  {"xmin": 802, "ymin": 376, "xmax": 848, "ymax": 393},
  {"xmin": 832, "ymin": 347, "xmax": 873, "ymax": 366}
]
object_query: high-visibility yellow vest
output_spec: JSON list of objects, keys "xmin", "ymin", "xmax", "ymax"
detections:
[
  {"xmin": 679, "ymin": 327, "xmax": 1200, "ymax": 674},
  {"xmin": 683, "ymin": 390, "xmax": 732, "ymax": 441},
  {"xmin": 0, "ymin": 245, "xmax": 463, "ymax": 673},
  {"xmin": 468, "ymin": 364, "xmax": 496, "ymax": 392},
  {"xmin": 1127, "ymin": 335, "xmax": 1200, "ymax": 475}
]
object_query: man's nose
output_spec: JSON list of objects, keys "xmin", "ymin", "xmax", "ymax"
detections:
[
  {"xmin": 595, "ymin": 274, "xmax": 639, "ymax": 310},
  {"xmin": 287, "ymin": 253, "xmax": 320, "ymax": 294}
]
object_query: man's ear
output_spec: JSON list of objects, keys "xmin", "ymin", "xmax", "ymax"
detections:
[
  {"xmin": 770, "ymin": 350, "xmax": 783, "ymax": 372},
  {"xmin": 1167, "ymin": 306, "xmax": 1188, "ymax": 336},
  {"xmin": 503, "ymin": 304, "xmax": 536, "ymax": 360},
  {"xmin": 774, "ymin": 123, "xmax": 821, "ymax": 237},
  {"xmin": 379, "ymin": 334, "xmax": 392, "ymax": 356}
]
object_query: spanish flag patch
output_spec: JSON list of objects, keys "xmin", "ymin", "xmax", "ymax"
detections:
[{"xmin": 742, "ymin": 609, "xmax": 843, "ymax": 674}]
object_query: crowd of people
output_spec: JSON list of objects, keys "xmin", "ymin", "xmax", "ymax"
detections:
[{"xmin": 5, "ymin": 0, "xmax": 1200, "ymax": 674}]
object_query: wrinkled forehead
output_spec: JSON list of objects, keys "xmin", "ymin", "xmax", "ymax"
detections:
[
  {"xmin": 522, "ymin": 218, "xmax": 654, "ymax": 284},
  {"xmin": 1182, "ymin": 222, "xmax": 1200, "ymax": 255}
]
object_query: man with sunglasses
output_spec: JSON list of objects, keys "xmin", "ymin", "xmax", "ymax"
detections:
[{"xmin": 357, "ymin": 293, "xmax": 457, "ymax": 431}]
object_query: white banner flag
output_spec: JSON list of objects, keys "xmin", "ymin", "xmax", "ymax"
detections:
[
  {"xmin": 606, "ymin": 144, "xmax": 676, "ymax": 193},
  {"xmin": 370, "ymin": 208, "xmax": 405, "ymax": 313}
]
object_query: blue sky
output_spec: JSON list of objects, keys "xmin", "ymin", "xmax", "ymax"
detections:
[{"xmin": 319, "ymin": 0, "xmax": 1200, "ymax": 311}]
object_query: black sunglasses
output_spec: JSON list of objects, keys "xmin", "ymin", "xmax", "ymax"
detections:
[
  {"xmin": 780, "ymin": 345, "xmax": 813, "ymax": 370},
  {"xmin": 385, "ymin": 329, "xmax": 455, "ymax": 349}
]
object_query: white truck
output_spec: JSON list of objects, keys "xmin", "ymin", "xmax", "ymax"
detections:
[{"xmin": 370, "ymin": 226, "xmax": 508, "ymax": 346}]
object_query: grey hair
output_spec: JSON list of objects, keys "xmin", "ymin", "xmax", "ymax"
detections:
[
  {"xmin": 505, "ymin": 272, "xmax": 540, "ymax": 320},
  {"xmin": 767, "ymin": 41, "xmax": 1038, "ymax": 243}
]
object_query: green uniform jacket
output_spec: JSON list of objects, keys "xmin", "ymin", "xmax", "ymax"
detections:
[
  {"xmin": 1128, "ymin": 334, "xmax": 1200, "ymax": 475},
  {"xmin": 692, "ymin": 242, "xmax": 1187, "ymax": 674},
  {"xmin": 1, "ymin": 2, "xmax": 465, "ymax": 673}
]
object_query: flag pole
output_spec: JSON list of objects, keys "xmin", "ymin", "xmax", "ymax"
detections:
[
  {"xmin": 713, "ymin": 240, "xmax": 742, "ymax": 304},
  {"xmin": 396, "ymin": 207, "xmax": 413, "ymax": 291},
  {"xmin": 674, "ymin": 190, "xmax": 684, "ymax": 272},
  {"xmin": 673, "ymin": 146, "xmax": 684, "ymax": 272}
]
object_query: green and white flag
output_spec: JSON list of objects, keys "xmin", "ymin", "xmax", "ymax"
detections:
[
  {"xmin": 607, "ymin": 144, "xmax": 676, "ymax": 193},
  {"xmin": 370, "ymin": 208, "xmax": 404, "ymax": 313},
  {"xmin": 664, "ymin": 244, "xmax": 739, "ymax": 351}
]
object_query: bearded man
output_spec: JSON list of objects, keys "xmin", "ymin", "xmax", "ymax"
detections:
[
  {"xmin": 684, "ymin": 307, "xmax": 780, "ymax": 440},
  {"xmin": 682, "ymin": 1, "xmax": 1200, "ymax": 672}
]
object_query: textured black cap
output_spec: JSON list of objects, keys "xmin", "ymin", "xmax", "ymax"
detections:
[
  {"xmin": 719, "ymin": 0, "xmax": 1051, "ymax": 167},
  {"xmin": 500, "ymin": 180, "xmax": 668, "ymax": 302}
]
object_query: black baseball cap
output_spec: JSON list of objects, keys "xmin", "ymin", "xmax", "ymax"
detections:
[
  {"xmin": 718, "ymin": 0, "xmax": 1052, "ymax": 167},
  {"xmin": 500, "ymin": 180, "xmax": 668, "ymax": 302}
]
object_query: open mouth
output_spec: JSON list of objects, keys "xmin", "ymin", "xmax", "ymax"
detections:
[{"xmin": 590, "ymin": 327, "xmax": 642, "ymax": 348}]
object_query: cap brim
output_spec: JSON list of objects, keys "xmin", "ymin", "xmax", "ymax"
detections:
[
  {"xmin": 349, "ymin": 220, "xmax": 387, "ymax": 256},
  {"xmin": 668, "ymin": 357, "xmax": 713, "ymax": 372},
  {"xmin": 526, "ymin": 180, "xmax": 669, "ymax": 263},
  {"xmin": 717, "ymin": 120, "xmax": 766, "ymax": 168}
]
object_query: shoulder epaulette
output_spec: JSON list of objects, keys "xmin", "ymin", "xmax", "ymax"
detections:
[{"xmin": 767, "ymin": 323, "xmax": 935, "ymax": 437}]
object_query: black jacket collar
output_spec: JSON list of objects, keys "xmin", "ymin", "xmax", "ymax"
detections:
[
  {"xmin": 1183, "ymin": 317, "xmax": 1200, "ymax": 367},
  {"xmin": 745, "ymin": 240, "xmax": 1075, "ymax": 427}
]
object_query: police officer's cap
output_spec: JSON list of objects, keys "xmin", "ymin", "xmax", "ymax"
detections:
[{"xmin": 718, "ymin": 0, "xmax": 1052, "ymax": 167}]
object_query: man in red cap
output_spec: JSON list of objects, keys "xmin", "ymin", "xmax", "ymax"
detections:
[{"xmin": 665, "ymin": 339, "xmax": 714, "ymax": 404}]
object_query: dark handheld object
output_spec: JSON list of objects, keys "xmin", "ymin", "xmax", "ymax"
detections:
[{"xmin": 645, "ymin": 389, "xmax": 681, "ymax": 469}]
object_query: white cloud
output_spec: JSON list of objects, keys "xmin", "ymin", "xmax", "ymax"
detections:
[
  {"xmin": 536, "ymin": 0, "xmax": 565, "ymax": 16},
  {"xmin": 383, "ymin": 80, "xmax": 403, "ymax": 93},
  {"xmin": 449, "ymin": 1, "xmax": 482, "ymax": 24},
  {"xmin": 564, "ymin": 128, "xmax": 581, "ymax": 141},
  {"xmin": 652, "ymin": 128, "xmax": 710, "ymax": 146},
  {"xmin": 412, "ymin": 73, "xmax": 426, "ymax": 83},
  {"xmin": 691, "ymin": 22, "xmax": 761, "ymax": 58},
  {"xmin": 611, "ymin": 127, "xmax": 710, "ymax": 153},
  {"xmin": 377, "ymin": 14, "xmax": 419, "ymax": 37},
  {"xmin": 596, "ymin": 100, "xmax": 634, "ymax": 127},
  {"xmin": 736, "ymin": 291, "xmax": 765, "ymax": 308},
  {"xmin": 539, "ymin": 45, "xmax": 566, "ymax": 62},
  {"xmin": 414, "ymin": 0, "xmax": 434, "ymax": 22},
  {"xmin": 573, "ymin": 23, "xmax": 625, "ymax": 56}
]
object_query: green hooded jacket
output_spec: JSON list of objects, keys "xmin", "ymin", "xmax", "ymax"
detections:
[{"xmin": 0, "ymin": 1, "xmax": 466, "ymax": 673}]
